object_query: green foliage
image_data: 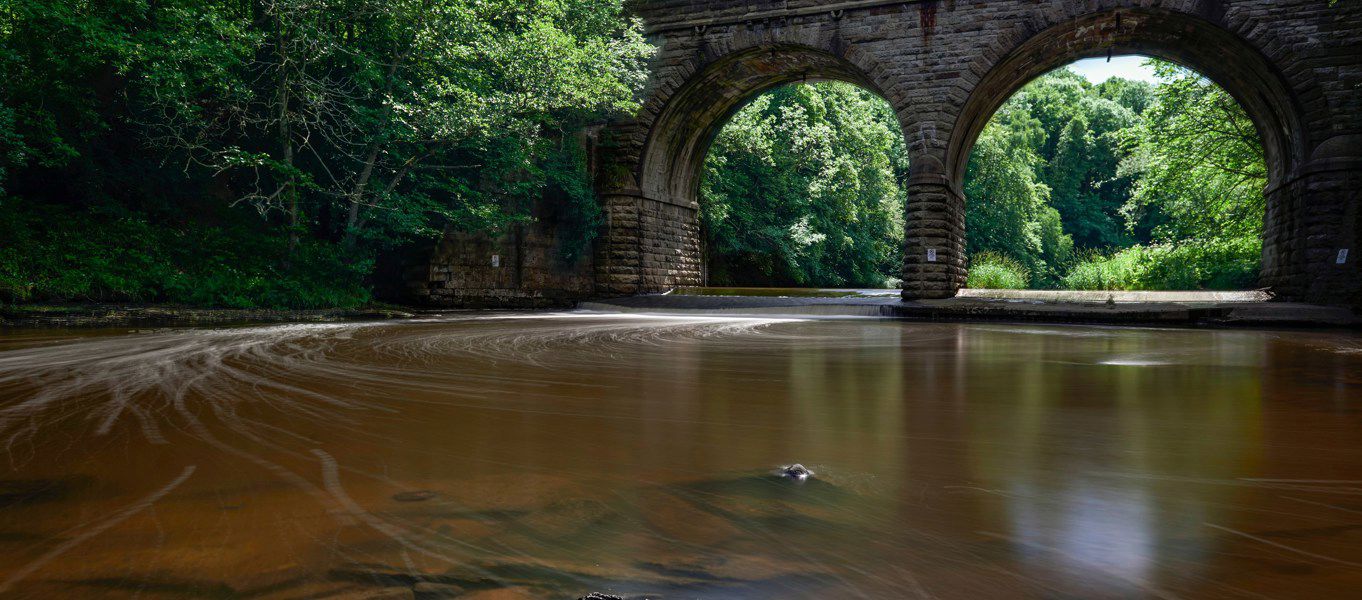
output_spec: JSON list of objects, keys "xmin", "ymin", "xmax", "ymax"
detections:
[
  {"xmin": 130, "ymin": 0, "xmax": 651, "ymax": 246},
  {"xmin": 0, "ymin": 0, "xmax": 650, "ymax": 308},
  {"xmin": 982, "ymin": 69, "xmax": 1142, "ymax": 252},
  {"xmin": 966, "ymin": 60, "xmax": 1267, "ymax": 291},
  {"xmin": 966, "ymin": 253, "xmax": 1030, "ymax": 290},
  {"xmin": 1058, "ymin": 249, "xmax": 1143, "ymax": 292},
  {"xmin": 0, "ymin": 106, "xmax": 17, "ymax": 195},
  {"xmin": 1097, "ymin": 77, "xmax": 1156, "ymax": 114},
  {"xmin": 700, "ymin": 82, "xmax": 906, "ymax": 288},
  {"xmin": 1046, "ymin": 96, "xmax": 1139, "ymax": 249},
  {"xmin": 543, "ymin": 138, "xmax": 603, "ymax": 264},
  {"xmin": 1061, "ymin": 238, "xmax": 1261, "ymax": 291},
  {"xmin": 965, "ymin": 67, "xmax": 1152, "ymax": 285},
  {"xmin": 1119, "ymin": 62, "xmax": 1266, "ymax": 243},
  {"xmin": 0, "ymin": 201, "xmax": 370, "ymax": 308},
  {"xmin": 0, "ymin": 0, "xmax": 1276, "ymax": 304},
  {"xmin": 964, "ymin": 101, "xmax": 1071, "ymax": 286}
]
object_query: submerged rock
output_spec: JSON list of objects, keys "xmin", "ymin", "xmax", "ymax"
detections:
[
  {"xmin": 391, "ymin": 490, "xmax": 438, "ymax": 502},
  {"xmin": 577, "ymin": 594, "xmax": 624, "ymax": 600},
  {"xmin": 779, "ymin": 464, "xmax": 814, "ymax": 481},
  {"xmin": 411, "ymin": 582, "xmax": 464, "ymax": 598}
]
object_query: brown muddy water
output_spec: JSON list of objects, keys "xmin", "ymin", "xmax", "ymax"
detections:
[{"xmin": 1, "ymin": 313, "xmax": 1361, "ymax": 599}]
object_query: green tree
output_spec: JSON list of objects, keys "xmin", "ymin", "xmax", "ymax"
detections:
[
  {"xmin": 1044, "ymin": 96, "xmax": 1138, "ymax": 249},
  {"xmin": 1120, "ymin": 62, "xmax": 1266, "ymax": 242},
  {"xmin": 1062, "ymin": 60, "xmax": 1266, "ymax": 291},
  {"xmin": 0, "ymin": 0, "xmax": 651, "ymax": 306},
  {"xmin": 1097, "ymin": 77, "xmax": 1156, "ymax": 114},
  {"xmin": 700, "ymin": 83, "xmax": 906, "ymax": 288},
  {"xmin": 976, "ymin": 70, "xmax": 1143, "ymax": 253},
  {"xmin": 963, "ymin": 102, "xmax": 1072, "ymax": 285},
  {"xmin": 964, "ymin": 61, "xmax": 1263, "ymax": 291},
  {"xmin": 140, "ymin": 0, "xmax": 650, "ymax": 250}
]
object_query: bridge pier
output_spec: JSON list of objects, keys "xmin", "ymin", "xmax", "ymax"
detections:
[
  {"xmin": 594, "ymin": 193, "xmax": 703, "ymax": 296},
  {"xmin": 901, "ymin": 168, "xmax": 967, "ymax": 301},
  {"xmin": 1262, "ymin": 137, "xmax": 1362, "ymax": 306}
]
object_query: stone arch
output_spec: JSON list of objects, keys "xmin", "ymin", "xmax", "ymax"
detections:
[
  {"xmin": 937, "ymin": 5, "xmax": 1321, "ymax": 298},
  {"xmin": 595, "ymin": 39, "xmax": 901, "ymax": 295},
  {"xmin": 638, "ymin": 43, "xmax": 893, "ymax": 209},
  {"xmin": 945, "ymin": 6, "xmax": 1309, "ymax": 188},
  {"xmin": 582, "ymin": 0, "xmax": 1358, "ymax": 305}
]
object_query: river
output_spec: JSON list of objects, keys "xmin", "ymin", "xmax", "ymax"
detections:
[{"xmin": 1, "ymin": 312, "xmax": 1360, "ymax": 598}]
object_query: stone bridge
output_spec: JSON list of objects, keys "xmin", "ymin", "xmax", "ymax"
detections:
[{"xmin": 591, "ymin": 0, "xmax": 1362, "ymax": 305}]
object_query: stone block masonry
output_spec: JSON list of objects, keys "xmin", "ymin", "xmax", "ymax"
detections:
[
  {"xmin": 400, "ymin": 1, "xmax": 1362, "ymax": 308},
  {"xmin": 392, "ymin": 204, "xmax": 595, "ymax": 309},
  {"xmin": 595, "ymin": 194, "xmax": 704, "ymax": 295},
  {"xmin": 595, "ymin": 0, "xmax": 1362, "ymax": 307}
]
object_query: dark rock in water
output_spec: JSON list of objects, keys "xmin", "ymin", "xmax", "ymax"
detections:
[
  {"xmin": 578, "ymin": 594, "xmax": 624, "ymax": 600},
  {"xmin": 412, "ymin": 582, "xmax": 464, "ymax": 598},
  {"xmin": 392, "ymin": 490, "xmax": 438, "ymax": 502},
  {"xmin": 779, "ymin": 464, "xmax": 814, "ymax": 481}
]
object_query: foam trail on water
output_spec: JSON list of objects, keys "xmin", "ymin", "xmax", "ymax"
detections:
[{"xmin": 0, "ymin": 465, "xmax": 197, "ymax": 594}]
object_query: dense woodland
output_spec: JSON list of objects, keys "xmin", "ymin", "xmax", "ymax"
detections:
[
  {"xmin": 702, "ymin": 63, "xmax": 1267, "ymax": 291},
  {"xmin": 1, "ymin": 0, "xmax": 649, "ymax": 307},
  {"xmin": 700, "ymin": 83, "xmax": 908, "ymax": 288},
  {"xmin": 1, "ymin": 2, "xmax": 1266, "ymax": 308}
]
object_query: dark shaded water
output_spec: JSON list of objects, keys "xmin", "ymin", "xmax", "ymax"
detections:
[{"xmin": 1, "ymin": 313, "xmax": 1361, "ymax": 599}]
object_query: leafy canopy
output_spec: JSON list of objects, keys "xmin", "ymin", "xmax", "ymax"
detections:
[{"xmin": 700, "ymin": 83, "xmax": 907, "ymax": 288}]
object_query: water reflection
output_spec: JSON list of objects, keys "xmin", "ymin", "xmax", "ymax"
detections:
[{"xmin": 0, "ymin": 314, "xmax": 1359, "ymax": 598}]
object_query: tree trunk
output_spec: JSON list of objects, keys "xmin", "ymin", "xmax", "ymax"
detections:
[
  {"xmin": 341, "ymin": 0, "xmax": 430, "ymax": 248},
  {"xmin": 342, "ymin": 143, "xmax": 380, "ymax": 247},
  {"xmin": 276, "ymin": 24, "xmax": 299, "ymax": 263}
]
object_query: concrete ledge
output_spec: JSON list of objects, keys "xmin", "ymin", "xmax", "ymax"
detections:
[
  {"xmin": 955, "ymin": 289, "xmax": 1274, "ymax": 303},
  {"xmin": 580, "ymin": 294, "xmax": 1360, "ymax": 329}
]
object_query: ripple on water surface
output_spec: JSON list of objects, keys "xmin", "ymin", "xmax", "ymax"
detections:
[{"xmin": 1, "ymin": 313, "xmax": 1361, "ymax": 598}]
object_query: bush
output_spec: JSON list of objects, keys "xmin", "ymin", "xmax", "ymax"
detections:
[
  {"xmin": 1060, "ymin": 238, "xmax": 1260, "ymax": 291},
  {"xmin": 1059, "ymin": 248, "xmax": 1143, "ymax": 291},
  {"xmin": 0, "ymin": 201, "xmax": 371, "ymax": 308},
  {"xmin": 967, "ymin": 252, "xmax": 1031, "ymax": 289}
]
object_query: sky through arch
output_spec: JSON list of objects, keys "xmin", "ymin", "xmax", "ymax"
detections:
[{"xmin": 1068, "ymin": 55, "xmax": 1159, "ymax": 83}]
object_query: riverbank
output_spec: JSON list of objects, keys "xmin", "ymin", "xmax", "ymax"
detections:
[{"xmin": 0, "ymin": 304, "xmax": 417, "ymax": 329}]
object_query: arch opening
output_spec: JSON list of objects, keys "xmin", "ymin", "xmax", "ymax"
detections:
[
  {"xmin": 948, "ymin": 8, "xmax": 1306, "ymax": 189},
  {"xmin": 949, "ymin": 8, "xmax": 1309, "ymax": 297},
  {"xmin": 638, "ymin": 44, "xmax": 889, "ymax": 210},
  {"xmin": 697, "ymin": 81, "xmax": 908, "ymax": 290}
]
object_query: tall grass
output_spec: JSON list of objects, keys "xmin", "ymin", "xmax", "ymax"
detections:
[
  {"xmin": 966, "ymin": 252, "xmax": 1030, "ymax": 289},
  {"xmin": 1059, "ymin": 249, "xmax": 1143, "ymax": 291},
  {"xmin": 1060, "ymin": 238, "xmax": 1260, "ymax": 291}
]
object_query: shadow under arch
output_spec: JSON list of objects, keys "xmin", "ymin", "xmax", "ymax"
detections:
[
  {"xmin": 945, "ymin": 7, "xmax": 1309, "ymax": 192},
  {"xmin": 639, "ymin": 44, "xmax": 892, "ymax": 209}
]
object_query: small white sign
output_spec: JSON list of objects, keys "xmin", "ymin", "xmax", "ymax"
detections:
[
  {"xmin": 926, "ymin": 248, "xmax": 938, "ymax": 263},
  {"xmin": 1339, "ymin": 249, "xmax": 1350, "ymax": 265},
  {"xmin": 491, "ymin": 254, "xmax": 501, "ymax": 267}
]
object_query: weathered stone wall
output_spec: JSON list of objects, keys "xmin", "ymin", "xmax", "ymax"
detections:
[
  {"xmin": 902, "ymin": 171, "xmax": 966, "ymax": 299},
  {"xmin": 395, "ymin": 201, "xmax": 595, "ymax": 308},
  {"xmin": 595, "ymin": 194, "xmax": 704, "ymax": 295},
  {"xmin": 594, "ymin": 0, "xmax": 1362, "ymax": 305},
  {"xmin": 393, "ymin": 1, "xmax": 1360, "ymax": 306},
  {"xmin": 1262, "ymin": 164, "xmax": 1362, "ymax": 306}
]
